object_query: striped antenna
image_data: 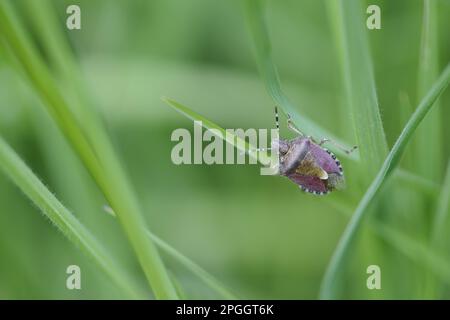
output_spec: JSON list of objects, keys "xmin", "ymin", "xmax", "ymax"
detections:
[
  {"xmin": 274, "ymin": 106, "xmax": 280, "ymax": 160},
  {"xmin": 274, "ymin": 106, "xmax": 280, "ymax": 130}
]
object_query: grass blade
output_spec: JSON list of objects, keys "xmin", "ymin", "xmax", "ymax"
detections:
[
  {"xmin": 320, "ymin": 63, "xmax": 450, "ymax": 299},
  {"xmin": 244, "ymin": 0, "xmax": 359, "ymax": 161},
  {"xmin": 326, "ymin": 0, "xmax": 388, "ymax": 178},
  {"xmin": 414, "ymin": 0, "xmax": 443, "ymax": 181},
  {"xmin": 22, "ymin": 0, "xmax": 102, "ymax": 126},
  {"xmin": 0, "ymin": 136, "xmax": 145, "ymax": 299},
  {"xmin": 0, "ymin": 0, "xmax": 177, "ymax": 299},
  {"xmin": 413, "ymin": 2, "xmax": 442, "ymax": 292},
  {"xmin": 22, "ymin": 0, "xmax": 76, "ymax": 83}
]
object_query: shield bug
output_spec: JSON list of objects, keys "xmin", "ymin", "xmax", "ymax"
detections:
[{"xmin": 264, "ymin": 107, "xmax": 357, "ymax": 195}]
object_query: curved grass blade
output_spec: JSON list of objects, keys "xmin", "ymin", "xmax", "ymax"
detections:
[
  {"xmin": 320, "ymin": 63, "xmax": 450, "ymax": 299},
  {"xmin": 0, "ymin": 136, "xmax": 145, "ymax": 299},
  {"xmin": 244, "ymin": 0, "xmax": 359, "ymax": 161},
  {"xmin": 21, "ymin": 0, "xmax": 76, "ymax": 82},
  {"xmin": 0, "ymin": 0, "xmax": 177, "ymax": 299},
  {"xmin": 326, "ymin": 0, "xmax": 388, "ymax": 178},
  {"xmin": 22, "ymin": 0, "xmax": 103, "ymax": 127}
]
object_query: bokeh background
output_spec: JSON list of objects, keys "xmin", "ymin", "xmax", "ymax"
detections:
[{"xmin": 0, "ymin": 0, "xmax": 450, "ymax": 299}]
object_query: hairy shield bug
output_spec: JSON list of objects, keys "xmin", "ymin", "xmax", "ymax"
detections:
[{"xmin": 262, "ymin": 107, "xmax": 357, "ymax": 195}]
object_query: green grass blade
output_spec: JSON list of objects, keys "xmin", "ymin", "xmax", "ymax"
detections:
[
  {"xmin": 244, "ymin": 0, "xmax": 358, "ymax": 161},
  {"xmin": 21, "ymin": 0, "xmax": 76, "ymax": 82},
  {"xmin": 326, "ymin": 0, "xmax": 388, "ymax": 178},
  {"xmin": 414, "ymin": 2, "xmax": 443, "ymax": 291},
  {"xmin": 397, "ymin": 92, "xmax": 415, "ymax": 170},
  {"xmin": 320, "ymin": 63, "xmax": 450, "ymax": 299},
  {"xmin": 414, "ymin": 0, "xmax": 442, "ymax": 181},
  {"xmin": 0, "ymin": 0, "xmax": 177, "ymax": 299},
  {"xmin": 169, "ymin": 272, "xmax": 188, "ymax": 300},
  {"xmin": 22, "ymin": 0, "xmax": 102, "ymax": 126},
  {"xmin": 0, "ymin": 136, "xmax": 145, "ymax": 299}
]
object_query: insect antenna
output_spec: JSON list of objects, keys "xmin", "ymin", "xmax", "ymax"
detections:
[
  {"xmin": 274, "ymin": 106, "xmax": 280, "ymax": 131},
  {"xmin": 274, "ymin": 106, "xmax": 281, "ymax": 161}
]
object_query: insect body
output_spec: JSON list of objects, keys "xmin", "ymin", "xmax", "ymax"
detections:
[
  {"xmin": 274, "ymin": 136, "xmax": 344, "ymax": 195},
  {"xmin": 270, "ymin": 107, "xmax": 356, "ymax": 195}
]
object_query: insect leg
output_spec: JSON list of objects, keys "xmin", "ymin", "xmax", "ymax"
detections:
[
  {"xmin": 248, "ymin": 147, "xmax": 272, "ymax": 153},
  {"xmin": 239, "ymin": 147, "xmax": 272, "ymax": 156},
  {"xmin": 319, "ymin": 138, "xmax": 358, "ymax": 155},
  {"xmin": 286, "ymin": 114, "xmax": 305, "ymax": 136}
]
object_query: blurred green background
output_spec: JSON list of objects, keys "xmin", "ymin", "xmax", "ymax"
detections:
[{"xmin": 0, "ymin": 0, "xmax": 450, "ymax": 299}]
